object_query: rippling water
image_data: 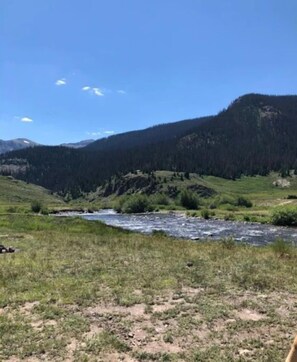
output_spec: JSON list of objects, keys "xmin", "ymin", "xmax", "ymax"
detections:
[{"xmin": 63, "ymin": 209, "xmax": 297, "ymax": 246}]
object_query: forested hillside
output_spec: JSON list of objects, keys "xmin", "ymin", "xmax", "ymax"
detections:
[{"xmin": 1, "ymin": 93, "xmax": 297, "ymax": 197}]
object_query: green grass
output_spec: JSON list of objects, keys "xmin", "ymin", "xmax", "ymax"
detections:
[
  {"xmin": 0, "ymin": 214, "xmax": 297, "ymax": 361},
  {"xmin": 0, "ymin": 175, "xmax": 64, "ymax": 213},
  {"xmin": 85, "ymin": 170, "xmax": 297, "ymax": 224}
]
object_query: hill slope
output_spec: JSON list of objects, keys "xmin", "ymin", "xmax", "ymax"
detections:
[
  {"xmin": 1, "ymin": 93, "xmax": 297, "ymax": 196},
  {"xmin": 0, "ymin": 176, "xmax": 63, "ymax": 209}
]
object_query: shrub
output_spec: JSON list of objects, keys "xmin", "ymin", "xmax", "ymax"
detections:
[
  {"xmin": 180, "ymin": 190, "xmax": 199, "ymax": 210},
  {"xmin": 224, "ymin": 213, "xmax": 235, "ymax": 221},
  {"xmin": 152, "ymin": 193, "xmax": 169, "ymax": 206},
  {"xmin": 31, "ymin": 200, "xmax": 43, "ymax": 213},
  {"xmin": 271, "ymin": 207, "xmax": 297, "ymax": 226},
  {"xmin": 41, "ymin": 207, "xmax": 49, "ymax": 215},
  {"xmin": 235, "ymin": 196, "xmax": 253, "ymax": 208},
  {"xmin": 217, "ymin": 195, "xmax": 236, "ymax": 206},
  {"xmin": 6, "ymin": 206, "xmax": 17, "ymax": 213},
  {"xmin": 201, "ymin": 209, "xmax": 210, "ymax": 219},
  {"xmin": 121, "ymin": 195, "xmax": 152, "ymax": 214}
]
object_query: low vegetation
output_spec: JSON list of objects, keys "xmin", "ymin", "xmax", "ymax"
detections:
[
  {"xmin": 180, "ymin": 189, "xmax": 200, "ymax": 210},
  {"xmin": 271, "ymin": 206, "xmax": 297, "ymax": 226},
  {"xmin": 0, "ymin": 175, "xmax": 63, "ymax": 214},
  {"xmin": 0, "ymin": 214, "xmax": 297, "ymax": 361},
  {"xmin": 115, "ymin": 194, "xmax": 153, "ymax": 213}
]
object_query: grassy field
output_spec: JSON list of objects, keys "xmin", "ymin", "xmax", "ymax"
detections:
[
  {"xmin": 1, "ymin": 214, "xmax": 297, "ymax": 361},
  {"xmin": 0, "ymin": 176, "xmax": 64, "ymax": 214}
]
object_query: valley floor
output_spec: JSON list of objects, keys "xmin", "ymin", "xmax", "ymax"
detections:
[{"xmin": 0, "ymin": 215, "xmax": 297, "ymax": 361}]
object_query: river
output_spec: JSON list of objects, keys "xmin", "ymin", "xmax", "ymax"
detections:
[{"xmin": 62, "ymin": 209, "xmax": 297, "ymax": 246}]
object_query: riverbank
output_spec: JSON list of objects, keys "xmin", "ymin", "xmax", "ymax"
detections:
[
  {"xmin": 0, "ymin": 214, "xmax": 296, "ymax": 361},
  {"xmin": 56, "ymin": 208, "xmax": 297, "ymax": 246}
]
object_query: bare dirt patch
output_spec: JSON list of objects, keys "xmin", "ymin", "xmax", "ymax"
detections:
[
  {"xmin": 86, "ymin": 303, "xmax": 146, "ymax": 318},
  {"xmin": 19, "ymin": 301, "xmax": 40, "ymax": 316},
  {"xmin": 143, "ymin": 340, "xmax": 182, "ymax": 354},
  {"xmin": 235, "ymin": 308, "xmax": 266, "ymax": 321}
]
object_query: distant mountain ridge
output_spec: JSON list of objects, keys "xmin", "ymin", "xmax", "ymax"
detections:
[
  {"xmin": 0, "ymin": 138, "xmax": 38, "ymax": 155},
  {"xmin": 60, "ymin": 139, "xmax": 95, "ymax": 149},
  {"xmin": 1, "ymin": 93, "xmax": 297, "ymax": 197},
  {"xmin": 0, "ymin": 138, "xmax": 96, "ymax": 154}
]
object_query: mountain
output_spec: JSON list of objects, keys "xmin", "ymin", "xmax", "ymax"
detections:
[
  {"xmin": 0, "ymin": 138, "xmax": 38, "ymax": 155},
  {"xmin": 1, "ymin": 93, "xmax": 297, "ymax": 196},
  {"xmin": 86, "ymin": 116, "xmax": 211, "ymax": 152},
  {"xmin": 60, "ymin": 139, "xmax": 95, "ymax": 149}
]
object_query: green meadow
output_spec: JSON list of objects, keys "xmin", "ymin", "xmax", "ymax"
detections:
[
  {"xmin": 0, "ymin": 175, "xmax": 297, "ymax": 360},
  {"xmin": 1, "ymin": 215, "xmax": 297, "ymax": 361}
]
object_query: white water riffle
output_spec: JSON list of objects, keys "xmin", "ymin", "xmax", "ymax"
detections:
[{"xmin": 62, "ymin": 209, "xmax": 297, "ymax": 246}]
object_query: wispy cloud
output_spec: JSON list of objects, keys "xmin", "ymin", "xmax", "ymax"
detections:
[
  {"xmin": 93, "ymin": 88, "xmax": 104, "ymax": 96},
  {"xmin": 87, "ymin": 131, "xmax": 101, "ymax": 137},
  {"xmin": 86, "ymin": 130, "xmax": 115, "ymax": 137},
  {"xmin": 117, "ymin": 90, "xmax": 126, "ymax": 95},
  {"xmin": 55, "ymin": 78, "xmax": 67, "ymax": 86},
  {"xmin": 82, "ymin": 86, "xmax": 104, "ymax": 96},
  {"xmin": 21, "ymin": 117, "xmax": 33, "ymax": 123}
]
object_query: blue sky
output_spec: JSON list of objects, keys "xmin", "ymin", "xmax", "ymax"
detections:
[{"xmin": 1, "ymin": 0, "xmax": 297, "ymax": 144}]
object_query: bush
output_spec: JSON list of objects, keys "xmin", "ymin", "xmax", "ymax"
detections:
[
  {"xmin": 180, "ymin": 190, "xmax": 199, "ymax": 210},
  {"xmin": 6, "ymin": 206, "xmax": 17, "ymax": 213},
  {"xmin": 120, "ymin": 195, "xmax": 152, "ymax": 214},
  {"xmin": 201, "ymin": 209, "xmax": 210, "ymax": 219},
  {"xmin": 31, "ymin": 200, "xmax": 43, "ymax": 213},
  {"xmin": 224, "ymin": 213, "xmax": 235, "ymax": 221},
  {"xmin": 271, "ymin": 207, "xmax": 297, "ymax": 226},
  {"xmin": 152, "ymin": 193, "xmax": 169, "ymax": 206},
  {"xmin": 216, "ymin": 195, "xmax": 236, "ymax": 206},
  {"xmin": 243, "ymin": 215, "xmax": 250, "ymax": 222},
  {"xmin": 235, "ymin": 196, "xmax": 253, "ymax": 208},
  {"xmin": 41, "ymin": 207, "xmax": 49, "ymax": 215}
]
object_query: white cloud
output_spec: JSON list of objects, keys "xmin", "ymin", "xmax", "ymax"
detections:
[
  {"xmin": 93, "ymin": 88, "xmax": 104, "ymax": 96},
  {"xmin": 117, "ymin": 90, "xmax": 126, "ymax": 95},
  {"xmin": 21, "ymin": 117, "xmax": 33, "ymax": 123},
  {"xmin": 86, "ymin": 130, "xmax": 115, "ymax": 137},
  {"xmin": 87, "ymin": 131, "xmax": 101, "ymax": 137},
  {"xmin": 55, "ymin": 78, "xmax": 67, "ymax": 86},
  {"xmin": 82, "ymin": 86, "xmax": 104, "ymax": 96}
]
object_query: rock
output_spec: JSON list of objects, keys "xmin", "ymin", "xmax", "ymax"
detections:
[{"xmin": 0, "ymin": 245, "xmax": 15, "ymax": 253}]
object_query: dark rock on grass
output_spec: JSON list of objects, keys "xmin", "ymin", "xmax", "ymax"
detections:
[{"xmin": 0, "ymin": 245, "xmax": 15, "ymax": 253}]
